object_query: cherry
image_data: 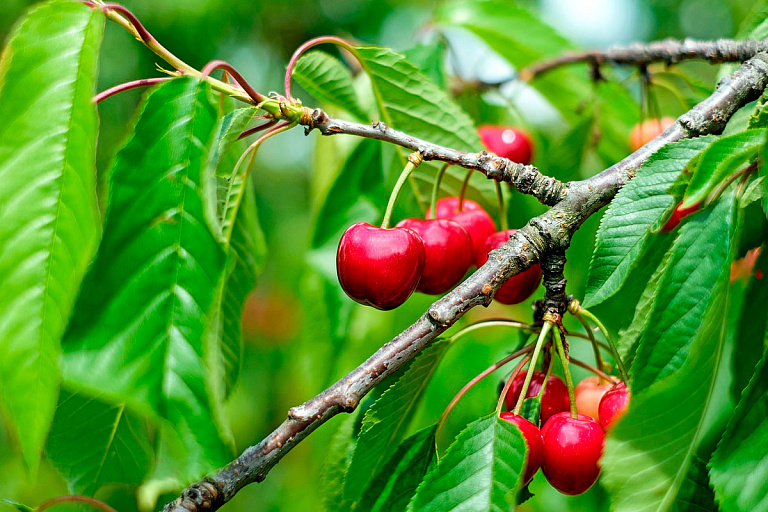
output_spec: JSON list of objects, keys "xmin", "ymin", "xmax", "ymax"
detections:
[
  {"xmin": 598, "ymin": 382, "xmax": 630, "ymax": 431},
  {"xmin": 629, "ymin": 116, "xmax": 676, "ymax": 151},
  {"xmin": 504, "ymin": 371, "xmax": 570, "ymax": 424},
  {"xmin": 426, "ymin": 197, "xmax": 496, "ymax": 261},
  {"xmin": 395, "ymin": 218, "xmax": 473, "ymax": 294},
  {"xmin": 336, "ymin": 222, "xmax": 425, "ymax": 310},
  {"xmin": 500, "ymin": 412, "xmax": 543, "ymax": 484},
  {"xmin": 541, "ymin": 412, "xmax": 605, "ymax": 495},
  {"xmin": 574, "ymin": 376, "xmax": 614, "ymax": 420},
  {"xmin": 478, "ymin": 125, "xmax": 533, "ymax": 165},
  {"xmin": 476, "ymin": 230, "xmax": 542, "ymax": 304},
  {"xmin": 661, "ymin": 200, "xmax": 700, "ymax": 232}
]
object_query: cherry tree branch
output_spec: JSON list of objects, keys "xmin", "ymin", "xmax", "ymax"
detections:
[
  {"xmin": 521, "ymin": 38, "xmax": 768, "ymax": 80},
  {"xmin": 163, "ymin": 52, "xmax": 768, "ymax": 512}
]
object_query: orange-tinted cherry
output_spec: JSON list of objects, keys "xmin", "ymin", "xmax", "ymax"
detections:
[
  {"xmin": 504, "ymin": 371, "xmax": 570, "ymax": 424},
  {"xmin": 541, "ymin": 412, "xmax": 605, "ymax": 495},
  {"xmin": 629, "ymin": 117, "xmax": 675, "ymax": 151},
  {"xmin": 476, "ymin": 230, "xmax": 542, "ymax": 304},
  {"xmin": 395, "ymin": 218, "xmax": 473, "ymax": 294},
  {"xmin": 479, "ymin": 125, "xmax": 533, "ymax": 165},
  {"xmin": 574, "ymin": 376, "xmax": 614, "ymax": 420},
  {"xmin": 336, "ymin": 222, "xmax": 425, "ymax": 310},
  {"xmin": 500, "ymin": 412, "xmax": 543, "ymax": 484},
  {"xmin": 426, "ymin": 197, "xmax": 496, "ymax": 260},
  {"xmin": 661, "ymin": 200, "xmax": 700, "ymax": 231},
  {"xmin": 598, "ymin": 381, "xmax": 630, "ymax": 431}
]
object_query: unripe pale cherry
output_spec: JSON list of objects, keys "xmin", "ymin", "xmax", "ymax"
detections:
[
  {"xmin": 574, "ymin": 376, "xmax": 614, "ymax": 420},
  {"xmin": 426, "ymin": 197, "xmax": 496, "ymax": 260},
  {"xmin": 395, "ymin": 218, "xmax": 473, "ymax": 294},
  {"xmin": 598, "ymin": 381, "xmax": 630, "ymax": 430},
  {"xmin": 504, "ymin": 370, "xmax": 570, "ymax": 424},
  {"xmin": 541, "ymin": 412, "xmax": 605, "ymax": 495},
  {"xmin": 478, "ymin": 125, "xmax": 534, "ymax": 165},
  {"xmin": 499, "ymin": 412, "xmax": 544, "ymax": 484},
  {"xmin": 629, "ymin": 117, "xmax": 676, "ymax": 151},
  {"xmin": 476, "ymin": 230, "xmax": 542, "ymax": 304},
  {"xmin": 336, "ymin": 222, "xmax": 425, "ymax": 310}
]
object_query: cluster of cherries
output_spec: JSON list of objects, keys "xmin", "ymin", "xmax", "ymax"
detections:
[
  {"xmin": 500, "ymin": 372, "xmax": 630, "ymax": 494},
  {"xmin": 336, "ymin": 126, "xmax": 538, "ymax": 310}
]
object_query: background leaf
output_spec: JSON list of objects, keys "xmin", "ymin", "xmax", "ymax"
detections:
[
  {"xmin": 0, "ymin": 0, "xmax": 104, "ymax": 474},
  {"xmin": 293, "ymin": 50, "xmax": 367, "ymax": 120}
]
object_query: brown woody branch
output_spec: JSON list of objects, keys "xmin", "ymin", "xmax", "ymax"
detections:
[
  {"xmin": 521, "ymin": 38, "xmax": 768, "ymax": 81},
  {"xmin": 163, "ymin": 52, "xmax": 768, "ymax": 512}
]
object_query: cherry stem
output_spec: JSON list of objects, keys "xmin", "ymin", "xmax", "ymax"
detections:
[
  {"xmin": 553, "ymin": 325, "xmax": 578, "ymax": 418},
  {"xmin": 437, "ymin": 348, "xmax": 533, "ymax": 448},
  {"xmin": 238, "ymin": 119, "xmax": 278, "ymax": 140},
  {"xmin": 458, "ymin": 169, "xmax": 473, "ymax": 212},
  {"xmin": 93, "ymin": 77, "xmax": 173, "ymax": 103},
  {"xmin": 576, "ymin": 313, "xmax": 604, "ymax": 382},
  {"xmin": 704, "ymin": 160, "xmax": 758, "ymax": 207},
  {"xmin": 448, "ymin": 318, "xmax": 592, "ymax": 343},
  {"xmin": 284, "ymin": 36, "xmax": 358, "ymax": 101},
  {"xmin": 576, "ymin": 307, "xmax": 629, "ymax": 382},
  {"xmin": 570, "ymin": 356, "xmax": 620, "ymax": 383},
  {"xmin": 381, "ymin": 152, "xmax": 423, "ymax": 229},
  {"xmin": 200, "ymin": 60, "xmax": 266, "ymax": 103},
  {"xmin": 36, "ymin": 496, "xmax": 118, "ymax": 512},
  {"xmin": 495, "ymin": 180, "xmax": 509, "ymax": 231},
  {"xmin": 430, "ymin": 163, "xmax": 452, "ymax": 219},
  {"xmin": 513, "ymin": 321, "xmax": 552, "ymax": 415},
  {"xmin": 495, "ymin": 355, "xmax": 532, "ymax": 416}
]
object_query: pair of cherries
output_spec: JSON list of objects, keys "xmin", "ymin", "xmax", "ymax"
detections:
[
  {"xmin": 501, "ymin": 371, "xmax": 630, "ymax": 494},
  {"xmin": 336, "ymin": 197, "xmax": 542, "ymax": 310}
]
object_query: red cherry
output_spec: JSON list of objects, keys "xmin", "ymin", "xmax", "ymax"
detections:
[
  {"xmin": 476, "ymin": 230, "xmax": 542, "ymax": 304},
  {"xmin": 478, "ymin": 125, "xmax": 534, "ymax": 165},
  {"xmin": 499, "ymin": 412, "xmax": 544, "ymax": 484},
  {"xmin": 598, "ymin": 382, "xmax": 630, "ymax": 431},
  {"xmin": 629, "ymin": 117, "xmax": 676, "ymax": 151},
  {"xmin": 661, "ymin": 200, "xmax": 700, "ymax": 232},
  {"xmin": 395, "ymin": 218, "xmax": 473, "ymax": 294},
  {"xmin": 541, "ymin": 412, "xmax": 605, "ymax": 495},
  {"xmin": 426, "ymin": 197, "xmax": 496, "ymax": 260},
  {"xmin": 504, "ymin": 371, "xmax": 570, "ymax": 424},
  {"xmin": 336, "ymin": 222, "xmax": 425, "ymax": 310},
  {"xmin": 574, "ymin": 376, "xmax": 614, "ymax": 420}
]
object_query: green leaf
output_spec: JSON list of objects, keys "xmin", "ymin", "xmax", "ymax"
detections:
[
  {"xmin": 584, "ymin": 137, "xmax": 716, "ymax": 307},
  {"xmin": 601, "ymin": 194, "xmax": 736, "ymax": 512},
  {"xmin": 292, "ymin": 50, "xmax": 367, "ymax": 120},
  {"xmin": 344, "ymin": 340, "xmax": 450, "ymax": 505},
  {"xmin": 0, "ymin": 0, "xmax": 104, "ymax": 474},
  {"xmin": 60, "ymin": 78, "xmax": 233, "ymax": 478},
  {"xmin": 632, "ymin": 192, "xmax": 738, "ymax": 391},
  {"xmin": 673, "ymin": 456, "xmax": 717, "ymax": 512},
  {"xmin": 682, "ymin": 129, "xmax": 765, "ymax": 208},
  {"xmin": 45, "ymin": 389, "xmax": 152, "ymax": 494},
  {"xmin": 710, "ymin": 334, "xmax": 768, "ymax": 512},
  {"xmin": 323, "ymin": 413, "xmax": 358, "ymax": 512},
  {"xmin": 411, "ymin": 414, "xmax": 526, "ymax": 512},
  {"xmin": 358, "ymin": 426, "xmax": 437, "ymax": 512}
]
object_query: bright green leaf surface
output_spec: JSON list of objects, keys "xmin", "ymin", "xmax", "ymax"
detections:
[
  {"xmin": 585, "ymin": 137, "xmax": 716, "ymax": 307},
  {"xmin": 0, "ymin": 0, "xmax": 104, "ymax": 474},
  {"xmin": 411, "ymin": 414, "xmax": 526, "ymax": 512},
  {"xmin": 293, "ymin": 51, "xmax": 367, "ymax": 120},
  {"xmin": 672, "ymin": 456, "xmax": 717, "ymax": 512},
  {"xmin": 60, "ymin": 78, "xmax": 232, "ymax": 477},
  {"xmin": 323, "ymin": 412, "xmax": 358, "ymax": 512}
]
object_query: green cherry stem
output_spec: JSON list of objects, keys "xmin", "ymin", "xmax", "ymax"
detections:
[
  {"xmin": 381, "ymin": 152, "xmax": 423, "ymax": 229},
  {"xmin": 576, "ymin": 313, "xmax": 604, "ymax": 382},
  {"xmin": 577, "ymin": 307, "xmax": 629, "ymax": 382},
  {"xmin": 495, "ymin": 180, "xmax": 509, "ymax": 231},
  {"xmin": 552, "ymin": 326, "xmax": 578, "ymax": 418},
  {"xmin": 430, "ymin": 163, "xmax": 452, "ymax": 219},
  {"xmin": 513, "ymin": 321, "xmax": 552, "ymax": 415},
  {"xmin": 458, "ymin": 169, "xmax": 473, "ymax": 212},
  {"xmin": 495, "ymin": 355, "xmax": 532, "ymax": 416}
]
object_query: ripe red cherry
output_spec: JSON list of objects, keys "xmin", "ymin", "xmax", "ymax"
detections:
[
  {"xmin": 541, "ymin": 412, "xmax": 605, "ymax": 495},
  {"xmin": 629, "ymin": 116, "xmax": 675, "ymax": 151},
  {"xmin": 478, "ymin": 125, "xmax": 533, "ymax": 165},
  {"xmin": 574, "ymin": 376, "xmax": 614, "ymax": 420},
  {"xmin": 336, "ymin": 222, "xmax": 425, "ymax": 310},
  {"xmin": 426, "ymin": 197, "xmax": 496, "ymax": 260},
  {"xmin": 476, "ymin": 230, "xmax": 542, "ymax": 304},
  {"xmin": 500, "ymin": 412, "xmax": 543, "ymax": 484},
  {"xmin": 504, "ymin": 371, "xmax": 570, "ymax": 424},
  {"xmin": 395, "ymin": 218, "xmax": 473, "ymax": 294},
  {"xmin": 661, "ymin": 200, "xmax": 700, "ymax": 231},
  {"xmin": 598, "ymin": 382, "xmax": 630, "ymax": 431}
]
